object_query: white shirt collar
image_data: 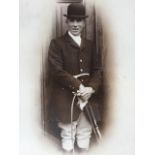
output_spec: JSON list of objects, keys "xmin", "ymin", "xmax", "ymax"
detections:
[{"xmin": 68, "ymin": 31, "xmax": 81, "ymax": 46}]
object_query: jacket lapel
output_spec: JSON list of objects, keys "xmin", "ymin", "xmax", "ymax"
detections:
[{"xmin": 80, "ymin": 37, "xmax": 86, "ymax": 50}]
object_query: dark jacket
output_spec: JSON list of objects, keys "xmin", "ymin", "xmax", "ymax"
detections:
[{"xmin": 48, "ymin": 32, "xmax": 102, "ymax": 123}]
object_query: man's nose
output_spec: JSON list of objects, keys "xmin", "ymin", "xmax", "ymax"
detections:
[{"xmin": 73, "ymin": 21, "xmax": 78, "ymax": 26}]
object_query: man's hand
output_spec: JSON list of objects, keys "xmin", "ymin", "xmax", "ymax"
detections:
[
  {"xmin": 80, "ymin": 87, "xmax": 95, "ymax": 101},
  {"xmin": 77, "ymin": 84, "xmax": 95, "ymax": 101}
]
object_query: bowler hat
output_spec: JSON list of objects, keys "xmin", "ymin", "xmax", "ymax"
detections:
[{"xmin": 64, "ymin": 3, "xmax": 88, "ymax": 19}]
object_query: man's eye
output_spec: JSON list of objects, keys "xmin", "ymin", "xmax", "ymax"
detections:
[
  {"xmin": 69, "ymin": 18, "xmax": 75, "ymax": 22},
  {"xmin": 77, "ymin": 19, "xmax": 82, "ymax": 22},
  {"xmin": 69, "ymin": 18, "xmax": 82, "ymax": 22}
]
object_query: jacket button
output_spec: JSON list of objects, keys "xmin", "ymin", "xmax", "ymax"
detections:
[
  {"xmin": 80, "ymin": 69, "xmax": 83, "ymax": 72},
  {"xmin": 80, "ymin": 59, "xmax": 83, "ymax": 62}
]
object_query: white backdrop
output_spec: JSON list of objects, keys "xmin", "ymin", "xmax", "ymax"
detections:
[{"xmin": 20, "ymin": 0, "xmax": 134, "ymax": 154}]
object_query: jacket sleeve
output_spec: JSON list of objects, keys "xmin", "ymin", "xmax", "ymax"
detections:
[
  {"xmin": 88, "ymin": 45, "xmax": 103, "ymax": 92},
  {"xmin": 48, "ymin": 39, "xmax": 82, "ymax": 92}
]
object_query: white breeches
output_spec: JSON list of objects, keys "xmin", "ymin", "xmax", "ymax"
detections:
[{"xmin": 58, "ymin": 112, "xmax": 92, "ymax": 151}]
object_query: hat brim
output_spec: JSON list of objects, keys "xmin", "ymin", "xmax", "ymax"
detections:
[{"xmin": 64, "ymin": 14, "xmax": 88, "ymax": 19}]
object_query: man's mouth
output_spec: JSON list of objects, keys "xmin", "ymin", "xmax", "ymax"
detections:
[{"xmin": 72, "ymin": 28, "xmax": 79, "ymax": 31}]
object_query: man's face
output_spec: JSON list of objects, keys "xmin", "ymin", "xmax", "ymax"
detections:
[{"xmin": 66, "ymin": 18, "xmax": 85, "ymax": 36}]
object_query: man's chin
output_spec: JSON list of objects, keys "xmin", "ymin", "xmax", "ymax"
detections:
[
  {"xmin": 73, "ymin": 33, "xmax": 80, "ymax": 36},
  {"xmin": 71, "ymin": 31, "xmax": 81, "ymax": 36}
]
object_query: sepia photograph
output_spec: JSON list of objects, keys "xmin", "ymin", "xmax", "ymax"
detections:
[{"xmin": 20, "ymin": 0, "xmax": 134, "ymax": 155}]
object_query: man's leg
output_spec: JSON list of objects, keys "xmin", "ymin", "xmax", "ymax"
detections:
[
  {"xmin": 76, "ymin": 112, "xmax": 92, "ymax": 151},
  {"xmin": 58, "ymin": 122, "xmax": 77, "ymax": 152}
]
